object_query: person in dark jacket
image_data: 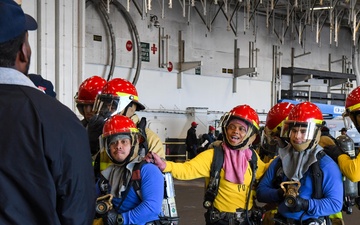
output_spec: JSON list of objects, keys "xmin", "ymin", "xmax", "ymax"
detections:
[
  {"xmin": 28, "ymin": 73, "xmax": 57, "ymax": 98},
  {"xmin": 186, "ymin": 121, "xmax": 199, "ymax": 159},
  {"xmin": 198, "ymin": 126, "xmax": 217, "ymax": 153},
  {"xmin": 0, "ymin": 1, "xmax": 95, "ymax": 224}
]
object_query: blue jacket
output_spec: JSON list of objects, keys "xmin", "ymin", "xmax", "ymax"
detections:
[
  {"xmin": 256, "ymin": 150, "xmax": 343, "ymax": 221},
  {"xmin": 98, "ymin": 162, "xmax": 164, "ymax": 225}
]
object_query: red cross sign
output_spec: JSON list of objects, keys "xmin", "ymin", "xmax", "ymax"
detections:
[{"xmin": 151, "ymin": 44, "xmax": 157, "ymax": 54}]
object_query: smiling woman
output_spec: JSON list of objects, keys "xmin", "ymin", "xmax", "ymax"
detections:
[
  {"xmin": 144, "ymin": 104, "xmax": 268, "ymax": 225},
  {"xmin": 220, "ymin": 105, "xmax": 259, "ymax": 151}
]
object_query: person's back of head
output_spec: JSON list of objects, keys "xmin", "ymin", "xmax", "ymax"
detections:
[
  {"xmin": 0, "ymin": 0, "xmax": 37, "ymax": 72},
  {"xmin": 28, "ymin": 74, "xmax": 56, "ymax": 98}
]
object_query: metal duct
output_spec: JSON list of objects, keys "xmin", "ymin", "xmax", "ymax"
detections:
[{"xmin": 86, "ymin": 0, "xmax": 142, "ymax": 85}]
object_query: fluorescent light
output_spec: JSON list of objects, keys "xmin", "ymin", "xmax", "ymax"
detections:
[{"xmin": 311, "ymin": 6, "xmax": 333, "ymax": 11}]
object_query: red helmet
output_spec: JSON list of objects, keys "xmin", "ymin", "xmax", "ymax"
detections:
[
  {"xmin": 102, "ymin": 115, "xmax": 140, "ymax": 163},
  {"xmin": 220, "ymin": 104, "xmax": 259, "ymax": 150},
  {"xmin": 75, "ymin": 76, "xmax": 106, "ymax": 104},
  {"xmin": 261, "ymin": 102, "xmax": 295, "ymax": 154},
  {"xmin": 281, "ymin": 102, "xmax": 323, "ymax": 151},
  {"xmin": 266, "ymin": 102, "xmax": 295, "ymax": 132},
  {"xmin": 287, "ymin": 102, "xmax": 323, "ymax": 123},
  {"xmin": 94, "ymin": 78, "xmax": 145, "ymax": 117},
  {"xmin": 209, "ymin": 126, "xmax": 215, "ymax": 131},
  {"xmin": 345, "ymin": 86, "xmax": 360, "ymax": 132},
  {"xmin": 346, "ymin": 86, "xmax": 360, "ymax": 113},
  {"xmin": 102, "ymin": 115, "xmax": 139, "ymax": 138},
  {"xmin": 226, "ymin": 105, "xmax": 260, "ymax": 130}
]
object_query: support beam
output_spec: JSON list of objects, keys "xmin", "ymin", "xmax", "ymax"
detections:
[{"xmin": 177, "ymin": 30, "xmax": 203, "ymax": 89}]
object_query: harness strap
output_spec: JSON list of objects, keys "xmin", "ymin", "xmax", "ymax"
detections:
[
  {"xmin": 204, "ymin": 145, "xmax": 259, "ymax": 225},
  {"xmin": 310, "ymin": 151, "xmax": 325, "ymax": 199},
  {"xmin": 203, "ymin": 145, "xmax": 224, "ymax": 209},
  {"xmin": 137, "ymin": 117, "xmax": 149, "ymax": 155},
  {"xmin": 131, "ymin": 161, "xmax": 147, "ymax": 200}
]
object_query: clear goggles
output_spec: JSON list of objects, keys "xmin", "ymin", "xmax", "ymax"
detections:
[{"xmin": 280, "ymin": 121, "xmax": 320, "ymax": 142}]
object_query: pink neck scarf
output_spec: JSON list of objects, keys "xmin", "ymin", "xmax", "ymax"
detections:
[{"xmin": 222, "ymin": 142, "xmax": 252, "ymax": 184}]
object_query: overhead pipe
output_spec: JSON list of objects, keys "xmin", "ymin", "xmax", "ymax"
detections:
[
  {"xmin": 334, "ymin": 9, "xmax": 345, "ymax": 46},
  {"xmin": 86, "ymin": 0, "xmax": 142, "ymax": 84},
  {"xmin": 112, "ymin": 0, "xmax": 143, "ymax": 85},
  {"xmin": 353, "ymin": 23, "xmax": 360, "ymax": 85},
  {"xmin": 353, "ymin": 11, "xmax": 360, "ymax": 44},
  {"xmin": 86, "ymin": 0, "xmax": 116, "ymax": 81}
]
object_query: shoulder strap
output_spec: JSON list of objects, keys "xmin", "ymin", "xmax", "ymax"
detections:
[
  {"xmin": 137, "ymin": 117, "xmax": 149, "ymax": 155},
  {"xmin": 311, "ymin": 151, "xmax": 329, "ymax": 223},
  {"xmin": 272, "ymin": 158, "xmax": 284, "ymax": 187},
  {"xmin": 244, "ymin": 147, "xmax": 259, "ymax": 225},
  {"xmin": 94, "ymin": 152, "xmax": 101, "ymax": 179},
  {"xmin": 210, "ymin": 145, "xmax": 224, "ymax": 177},
  {"xmin": 249, "ymin": 146, "xmax": 258, "ymax": 181},
  {"xmin": 203, "ymin": 145, "xmax": 224, "ymax": 209},
  {"xmin": 310, "ymin": 151, "xmax": 325, "ymax": 199},
  {"xmin": 131, "ymin": 160, "xmax": 147, "ymax": 200}
]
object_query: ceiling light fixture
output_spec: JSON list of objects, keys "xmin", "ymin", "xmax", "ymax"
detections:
[{"xmin": 311, "ymin": 6, "xmax": 333, "ymax": 11}]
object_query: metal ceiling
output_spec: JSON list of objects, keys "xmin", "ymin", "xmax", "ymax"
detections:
[{"xmin": 115, "ymin": 0, "xmax": 360, "ymax": 46}]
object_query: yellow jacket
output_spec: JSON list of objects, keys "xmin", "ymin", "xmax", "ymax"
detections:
[
  {"xmin": 164, "ymin": 148, "xmax": 266, "ymax": 212},
  {"xmin": 318, "ymin": 135, "xmax": 360, "ymax": 182},
  {"xmin": 338, "ymin": 154, "xmax": 360, "ymax": 182}
]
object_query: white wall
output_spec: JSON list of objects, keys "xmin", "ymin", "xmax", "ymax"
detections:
[{"xmin": 21, "ymin": 0, "xmax": 356, "ymax": 142}]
